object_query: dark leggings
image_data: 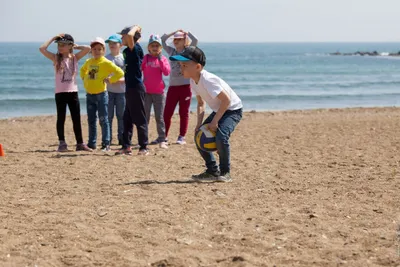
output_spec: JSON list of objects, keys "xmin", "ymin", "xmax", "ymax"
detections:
[
  {"xmin": 55, "ymin": 92, "xmax": 84, "ymax": 144},
  {"xmin": 122, "ymin": 84, "xmax": 149, "ymax": 149}
]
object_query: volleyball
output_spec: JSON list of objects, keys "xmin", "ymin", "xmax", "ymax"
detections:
[{"xmin": 195, "ymin": 124, "xmax": 217, "ymax": 152}]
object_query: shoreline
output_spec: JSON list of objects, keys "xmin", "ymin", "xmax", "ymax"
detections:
[{"xmin": 1, "ymin": 106, "xmax": 400, "ymax": 121}]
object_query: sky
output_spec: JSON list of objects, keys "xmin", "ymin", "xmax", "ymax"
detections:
[{"xmin": 1, "ymin": 0, "xmax": 400, "ymax": 43}]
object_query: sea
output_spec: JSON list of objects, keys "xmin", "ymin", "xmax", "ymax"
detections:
[{"xmin": 1, "ymin": 42, "xmax": 400, "ymax": 119}]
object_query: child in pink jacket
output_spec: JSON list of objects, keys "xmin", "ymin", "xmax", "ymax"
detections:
[{"xmin": 142, "ymin": 34, "xmax": 171, "ymax": 149}]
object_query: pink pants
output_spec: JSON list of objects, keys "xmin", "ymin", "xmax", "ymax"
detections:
[{"xmin": 163, "ymin": 84, "xmax": 192, "ymax": 138}]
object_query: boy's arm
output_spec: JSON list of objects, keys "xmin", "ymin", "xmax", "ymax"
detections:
[
  {"xmin": 74, "ymin": 45, "xmax": 91, "ymax": 61},
  {"xmin": 39, "ymin": 36, "xmax": 58, "ymax": 61},
  {"xmin": 187, "ymin": 32, "xmax": 198, "ymax": 47},
  {"xmin": 107, "ymin": 62, "xmax": 125, "ymax": 84},
  {"xmin": 207, "ymin": 90, "xmax": 231, "ymax": 132},
  {"xmin": 195, "ymin": 95, "xmax": 206, "ymax": 132},
  {"xmin": 80, "ymin": 60, "xmax": 88, "ymax": 80},
  {"xmin": 127, "ymin": 25, "xmax": 141, "ymax": 51},
  {"xmin": 159, "ymin": 55, "xmax": 171, "ymax": 76}
]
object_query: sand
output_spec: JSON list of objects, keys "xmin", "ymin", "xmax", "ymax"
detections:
[{"xmin": 0, "ymin": 107, "xmax": 399, "ymax": 267}]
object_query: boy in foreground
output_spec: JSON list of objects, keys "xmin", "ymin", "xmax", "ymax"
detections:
[{"xmin": 170, "ymin": 46, "xmax": 243, "ymax": 182}]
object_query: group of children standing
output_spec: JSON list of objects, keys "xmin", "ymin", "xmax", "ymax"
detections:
[
  {"xmin": 39, "ymin": 27, "xmax": 197, "ymax": 155},
  {"xmin": 39, "ymin": 25, "xmax": 243, "ymax": 182}
]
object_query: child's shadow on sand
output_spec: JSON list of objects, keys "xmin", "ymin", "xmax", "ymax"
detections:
[
  {"xmin": 30, "ymin": 149, "xmax": 56, "ymax": 153},
  {"xmin": 124, "ymin": 179, "xmax": 205, "ymax": 185},
  {"xmin": 51, "ymin": 153, "xmax": 111, "ymax": 158},
  {"xmin": 26, "ymin": 150, "xmax": 105, "ymax": 157}
]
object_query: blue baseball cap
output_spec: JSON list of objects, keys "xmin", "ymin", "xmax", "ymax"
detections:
[
  {"xmin": 170, "ymin": 46, "xmax": 206, "ymax": 66},
  {"xmin": 105, "ymin": 34, "xmax": 122, "ymax": 44},
  {"xmin": 148, "ymin": 34, "xmax": 162, "ymax": 46}
]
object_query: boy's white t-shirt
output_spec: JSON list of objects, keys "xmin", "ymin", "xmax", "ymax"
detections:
[{"xmin": 190, "ymin": 70, "xmax": 243, "ymax": 113}]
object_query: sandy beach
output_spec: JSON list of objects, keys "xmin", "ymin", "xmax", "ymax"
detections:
[{"xmin": 0, "ymin": 107, "xmax": 399, "ymax": 267}]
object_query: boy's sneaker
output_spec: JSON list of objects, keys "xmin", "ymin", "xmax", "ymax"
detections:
[
  {"xmin": 217, "ymin": 173, "xmax": 233, "ymax": 183},
  {"xmin": 132, "ymin": 144, "xmax": 140, "ymax": 149},
  {"xmin": 150, "ymin": 139, "xmax": 160, "ymax": 145},
  {"xmin": 191, "ymin": 170, "xmax": 220, "ymax": 182},
  {"xmin": 57, "ymin": 141, "xmax": 68, "ymax": 152},
  {"xmin": 87, "ymin": 144, "xmax": 96, "ymax": 150},
  {"xmin": 115, "ymin": 147, "xmax": 132, "ymax": 155},
  {"xmin": 101, "ymin": 145, "xmax": 111, "ymax": 152},
  {"xmin": 137, "ymin": 148, "xmax": 149, "ymax": 156},
  {"xmin": 176, "ymin": 136, "xmax": 186, "ymax": 145},
  {"xmin": 159, "ymin": 142, "xmax": 168, "ymax": 149},
  {"xmin": 76, "ymin": 143, "xmax": 93, "ymax": 152}
]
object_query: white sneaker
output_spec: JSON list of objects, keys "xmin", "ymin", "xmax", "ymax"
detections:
[
  {"xmin": 132, "ymin": 144, "xmax": 140, "ymax": 149},
  {"xmin": 137, "ymin": 148, "xmax": 149, "ymax": 156},
  {"xmin": 159, "ymin": 142, "xmax": 168, "ymax": 149},
  {"xmin": 176, "ymin": 136, "xmax": 186, "ymax": 145}
]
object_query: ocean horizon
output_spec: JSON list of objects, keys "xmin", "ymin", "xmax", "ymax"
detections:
[{"xmin": 1, "ymin": 42, "xmax": 400, "ymax": 119}]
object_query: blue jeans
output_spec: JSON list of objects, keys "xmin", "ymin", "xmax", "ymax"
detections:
[
  {"xmin": 108, "ymin": 92, "xmax": 125, "ymax": 144},
  {"xmin": 197, "ymin": 108, "xmax": 242, "ymax": 174},
  {"xmin": 86, "ymin": 92, "xmax": 110, "ymax": 147}
]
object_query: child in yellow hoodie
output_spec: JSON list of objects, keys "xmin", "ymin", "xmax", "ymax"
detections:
[{"xmin": 80, "ymin": 37, "xmax": 124, "ymax": 151}]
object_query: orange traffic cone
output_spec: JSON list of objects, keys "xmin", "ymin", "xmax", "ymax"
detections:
[{"xmin": 0, "ymin": 144, "xmax": 5, "ymax": 157}]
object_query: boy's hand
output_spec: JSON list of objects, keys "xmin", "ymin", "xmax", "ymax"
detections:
[
  {"xmin": 131, "ymin": 25, "xmax": 142, "ymax": 34},
  {"xmin": 103, "ymin": 78, "xmax": 110, "ymax": 84},
  {"xmin": 135, "ymin": 25, "xmax": 142, "ymax": 32},
  {"xmin": 207, "ymin": 121, "xmax": 218, "ymax": 132},
  {"xmin": 128, "ymin": 25, "xmax": 138, "ymax": 36},
  {"xmin": 195, "ymin": 124, "xmax": 201, "ymax": 132}
]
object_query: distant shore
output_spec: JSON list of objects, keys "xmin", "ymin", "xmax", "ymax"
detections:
[{"xmin": 330, "ymin": 50, "xmax": 400, "ymax": 56}]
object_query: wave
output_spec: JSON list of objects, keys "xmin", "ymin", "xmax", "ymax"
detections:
[
  {"xmin": 0, "ymin": 98, "xmax": 59, "ymax": 104},
  {"xmin": 234, "ymin": 90, "xmax": 400, "ymax": 97},
  {"xmin": 1, "ymin": 92, "xmax": 400, "ymax": 104},
  {"xmin": 240, "ymin": 93, "xmax": 400, "ymax": 101},
  {"xmin": 229, "ymin": 79, "xmax": 400, "ymax": 88}
]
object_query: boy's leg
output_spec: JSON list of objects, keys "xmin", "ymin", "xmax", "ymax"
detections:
[
  {"xmin": 108, "ymin": 92, "xmax": 116, "ymax": 144},
  {"xmin": 144, "ymin": 93, "xmax": 152, "ymax": 126},
  {"xmin": 86, "ymin": 94, "xmax": 98, "ymax": 148},
  {"xmin": 131, "ymin": 84, "xmax": 148, "ymax": 150},
  {"xmin": 153, "ymin": 93, "xmax": 166, "ymax": 142},
  {"xmin": 195, "ymin": 112, "xmax": 219, "ymax": 174},
  {"xmin": 177, "ymin": 84, "xmax": 192, "ymax": 138},
  {"xmin": 55, "ymin": 93, "xmax": 68, "ymax": 142},
  {"xmin": 163, "ymin": 86, "xmax": 180, "ymax": 139},
  {"xmin": 98, "ymin": 92, "xmax": 110, "ymax": 147},
  {"xmin": 122, "ymin": 90, "xmax": 134, "ymax": 148},
  {"xmin": 115, "ymin": 93, "xmax": 126, "ymax": 145},
  {"xmin": 215, "ymin": 109, "xmax": 243, "ymax": 175}
]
